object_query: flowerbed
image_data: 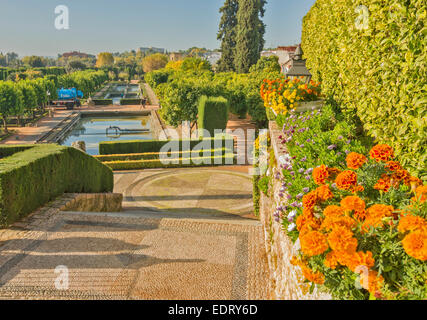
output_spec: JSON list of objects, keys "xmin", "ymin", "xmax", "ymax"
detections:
[
  {"xmin": 269, "ymin": 104, "xmax": 426, "ymax": 300},
  {"xmin": 260, "ymin": 77, "xmax": 321, "ymax": 115}
]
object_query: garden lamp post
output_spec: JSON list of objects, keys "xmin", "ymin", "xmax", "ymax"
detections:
[{"xmin": 285, "ymin": 44, "xmax": 312, "ymax": 84}]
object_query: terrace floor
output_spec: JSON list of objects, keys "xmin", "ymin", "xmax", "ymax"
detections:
[{"xmin": 0, "ymin": 166, "xmax": 270, "ymax": 300}]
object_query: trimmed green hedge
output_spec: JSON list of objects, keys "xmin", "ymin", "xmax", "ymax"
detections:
[
  {"xmin": 103, "ymin": 154, "xmax": 236, "ymax": 170},
  {"xmin": 120, "ymin": 98, "xmax": 142, "ymax": 105},
  {"xmin": 94, "ymin": 148, "xmax": 229, "ymax": 162},
  {"xmin": 197, "ymin": 95, "xmax": 229, "ymax": 138},
  {"xmin": 99, "ymin": 137, "xmax": 235, "ymax": 155},
  {"xmin": 0, "ymin": 145, "xmax": 35, "ymax": 159},
  {"xmin": 0, "ymin": 144, "xmax": 113, "ymax": 226},
  {"xmin": 92, "ymin": 99, "xmax": 113, "ymax": 106},
  {"xmin": 302, "ymin": 0, "xmax": 426, "ymax": 179}
]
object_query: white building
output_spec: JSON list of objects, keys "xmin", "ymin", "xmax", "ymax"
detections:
[
  {"xmin": 261, "ymin": 46, "xmax": 298, "ymax": 74},
  {"xmin": 202, "ymin": 52, "xmax": 222, "ymax": 66}
]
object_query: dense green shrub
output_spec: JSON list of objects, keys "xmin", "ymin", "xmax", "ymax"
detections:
[
  {"xmin": 197, "ymin": 96, "xmax": 229, "ymax": 137},
  {"xmin": 302, "ymin": 0, "xmax": 426, "ymax": 179},
  {"xmin": 0, "ymin": 145, "xmax": 34, "ymax": 158},
  {"xmin": 120, "ymin": 98, "xmax": 142, "ymax": 105},
  {"xmin": 99, "ymin": 137, "xmax": 235, "ymax": 155},
  {"xmin": 0, "ymin": 144, "xmax": 113, "ymax": 226},
  {"xmin": 144, "ymin": 69, "xmax": 173, "ymax": 88},
  {"xmin": 92, "ymin": 99, "xmax": 113, "ymax": 106},
  {"xmin": 103, "ymin": 154, "xmax": 236, "ymax": 171}
]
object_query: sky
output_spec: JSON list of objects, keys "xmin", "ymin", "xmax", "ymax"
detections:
[{"xmin": 0, "ymin": 0, "xmax": 316, "ymax": 57}]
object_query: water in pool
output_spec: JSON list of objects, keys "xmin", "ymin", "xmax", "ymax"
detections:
[{"xmin": 61, "ymin": 116, "xmax": 152, "ymax": 155}]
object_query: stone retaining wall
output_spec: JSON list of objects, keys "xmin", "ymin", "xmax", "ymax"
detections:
[
  {"xmin": 150, "ymin": 110, "xmax": 169, "ymax": 140},
  {"xmin": 11, "ymin": 193, "xmax": 123, "ymax": 229},
  {"xmin": 60, "ymin": 193, "xmax": 123, "ymax": 212},
  {"xmin": 259, "ymin": 121, "xmax": 331, "ymax": 300}
]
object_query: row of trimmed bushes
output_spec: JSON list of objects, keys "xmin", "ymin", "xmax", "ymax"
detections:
[
  {"xmin": 0, "ymin": 67, "xmax": 66, "ymax": 81},
  {"xmin": 0, "ymin": 144, "xmax": 113, "ymax": 226},
  {"xmin": 94, "ymin": 148, "xmax": 230, "ymax": 162},
  {"xmin": 0, "ymin": 145, "xmax": 34, "ymax": 158},
  {"xmin": 103, "ymin": 154, "xmax": 236, "ymax": 171},
  {"xmin": 197, "ymin": 95, "xmax": 229, "ymax": 138},
  {"xmin": 91, "ymin": 99, "xmax": 113, "ymax": 106},
  {"xmin": 302, "ymin": 0, "xmax": 426, "ymax": 178},
  {"xmin": 99, "ymin": 137, "xmax": 235, "ymax": 155}
]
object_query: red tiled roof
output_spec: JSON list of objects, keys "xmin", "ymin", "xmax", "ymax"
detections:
[{"xmin": 276, "ymin": 46, "xmax": 298, "ymax": 52}]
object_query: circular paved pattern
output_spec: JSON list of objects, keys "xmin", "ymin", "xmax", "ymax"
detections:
[{"xmin": 126, "ymin": 169, "xmax": 254, "ymax": 215}]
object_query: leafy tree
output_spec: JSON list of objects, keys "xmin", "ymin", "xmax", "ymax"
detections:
[
  {"xmin": 234, "ymin": 0, "xmax": 266, "ymax": 73},
  {"xmin": 0, "ymin": 81, "xmax": 22, "ymax": 132},
  {"xmin": 16, "ymin": 81, "xmax": 37, "ymax": 117},
  {"xmin": 142, "ymin": 53, "xmax": 169, "ymax": 73},
  {"xmin": 0, "ymin": 54, "xmax": 6, "ymax": 67},
  {"xmin": 217, "ymin": 0, "xmax": 239, "ymax": 72},
  {"xmin": 22, "ymin": 56, "xmax": 47, "ymax": 68},
  {"xmin": 95, "ymin": 52, "xmax": 114, "ymax": 68},
  {"xmin": 165, "ymin": 60, "xmax": 184, "ymax": 70},
  {"xmin": 67, "ymin": 60, "xmax": 87, "ymax": 71},
  {"xmin": 249, "ymin": 55, "xmax": 281, "ymax": 74},
  {"xmin": 180, "ymin": 57, "xmax": 212, "ymax": 72}
]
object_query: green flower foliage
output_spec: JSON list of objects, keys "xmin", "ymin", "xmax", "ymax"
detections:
[{"xmin": 302, "ymin": 0, "xmax": 426, "ymax": 180}]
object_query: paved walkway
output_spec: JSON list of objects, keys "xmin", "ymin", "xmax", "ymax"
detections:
[
  {"xmin": 143, "ymin": 83, "xmax": 159, "ymax": 106},
  {"xmin": 0, "ymin": 167, "xmax": 270, "ymax": 300}
]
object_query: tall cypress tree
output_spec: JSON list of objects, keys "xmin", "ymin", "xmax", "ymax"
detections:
[
  {"xmin": 216, "ymin": 0, "xmax": 239, "ymax": 72},
  {"xmin": 234, "ymin": 0, "xmax": 266, "ymax": 73}
]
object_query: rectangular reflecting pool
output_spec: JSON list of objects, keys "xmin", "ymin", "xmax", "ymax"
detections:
[{"xmin": 60, "ymin": 115, "xmax": 152, "ymax": 155}]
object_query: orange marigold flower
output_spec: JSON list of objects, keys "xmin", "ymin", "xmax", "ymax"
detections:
[
  {"xmin": 374, "ymin": 175, "xmax": 391, "ymax": 193},
  {"xmin": 290, "ymin": 256, "xmax": 302, "ymax": 267},
  {"xmin": 326, "ymin": 167, "xmax": 341, "ymax": 180},
  {"xmin": 324, "ymin": 251, "xmax": 339, "ymax": 269},
  {"xmin": 301, "ymin": 266, "xmax": 325, "ymax": 285},
  {"xmin": 359, "ymin": 270, "xmax": 384, "ymax": 295},
  {"xmin": 414, "ymin": 185, "xmax": 427, "ymax": 203},
  {"xmin": 346, "ymin": 152, "xmax": 367, "ymax": 170},
  {"xmin": 398, "ymin": 215, "xmax": 427, "ymax": 233},
  {"xmin": 340, "ymin": 196, "xmax": 366, "ymax": 213},
  {"xmin": 369, "ymin": 144, "xmax": 394, "ymax": 162},
  {"xmin": 362, "ymin": 204, "xmax": 395, "ymax": 231},
  {"xmin": 409, "ymin": 177, "xmax": 423, "ymax": 192},
  {"xmin": 402, "ymin": 232, "xmax": 427, "ymax": 261},
  {"xmin": 385, "ymin": 161, "xmax": 402, "ymax": 172},
  {"xmin": 321, "ymin": 215, "xmax": 357, "ymax": 232},
  {"xmin": 353, "ymin": 185, "xmax": 365, "ymax": 193},
  {"xmin": 353, "ymin": 210, "xmax": 368, "ymax": 222},
  {"xmin": 315, "ymin": 185, "xmax": 334, "ymax": 202},
  {"xmin": 327, "ymin": 226, "xmax": 358, "ymax": 254},
  {"xmin": 335, "ymin": 170, "xmax": 358, "ymax": 191},
  {"xmin": 313, "ymin": 165, "xmax": 329, "ymax": 185},
  {"xmin": 296, "ymin": 212, "xmax": 320, "ymax": 236},
  {"xmin": 349, "ymin": 251, "xmax": 375, "ymax": 272},
  {"xmin": 323, "ymin": 205, "xmax": 345, "ymax": 218},
  {"xmin": 391, "ymin": 169, "xmax": 410, "ymax": 185},
  {"xmin": 300, "ymin": 231, "xmax": 329, "ymax": 256},
  {"xmin": 302, "ymin": 191, "xmax": 318, "ymax": 210}
]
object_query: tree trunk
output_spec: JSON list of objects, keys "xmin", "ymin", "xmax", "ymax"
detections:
[
  {"xmin": 17, "ymin": 115, "xmax": 21, "ymax": 127},
  {"xmin": 2, "ymin": 116, "xmax": 8, "ymax": 133}
]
